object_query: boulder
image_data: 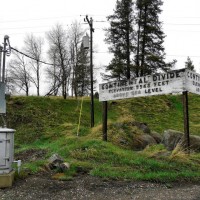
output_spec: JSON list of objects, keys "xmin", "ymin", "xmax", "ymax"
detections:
[
  {"xmin": 162, "ymin": 129, "xmax": 183, "ymax": 151},
  {"xmin": 162, "ymin": 129, "xmax": 200, "ymax": 152},
  {"xmin": 131, "ymin": 122, "xmax": 151, "ymax": 134},
  {"xmin": 60, "ymin": 162, "xmax": 70, "ymax": 172},
  {"xmin": 132, "ymin": 134, "xmax": 157, "ymax": 150},
  {"xmin": 150, "ymin": 131, "xmax": 162, "ymax": 144},
  {"xmin": 186, "ymin": 135, "xmax": 200, "ymax": 152}
]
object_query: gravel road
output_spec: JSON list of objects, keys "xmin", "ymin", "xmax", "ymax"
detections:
[{"xmin": 0, "ymin": 173, "xmax": 200, "ymax": 200}]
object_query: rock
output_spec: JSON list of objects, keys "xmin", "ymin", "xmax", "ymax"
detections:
[
  {"xmin": 133, "ymin": 134, "xmax": 157, "ymax": 150},
  {"xmin": 48, "ymin": 153, "xmax": 64, "ymax": 170},
  {"xmin": 48, "ymin": 153, "xmax": 64, "ymax": 163},
  {"xmin": 60, "ymin": 162, "xmax": 70, "ymax": 172},
  {"xmin": 162, "ymin": 129, "xmax": 183, "ymax": 151},
  {"xmin": 185, "ymin": 135, "xmax": 200, "ymax": 152},
  {"xmin": 162, "ymin": 129, "xmax": 200, "ymax": 152},
  {"xmin": 131, "ymin": 121, "xmax": 151, "ymax": 134},
  {"xmin": 150, "ymin": 131, "xmax": 162, "ymax": 144}
]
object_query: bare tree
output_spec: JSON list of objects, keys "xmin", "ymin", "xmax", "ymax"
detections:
[
  {"xmin": 46, "ymin": 24, "xmax": 70, "ymax": 99},
  {"xmin": 45, "ymin": 47, "xmax": 62, "ymax": 96},
  {"xmin": 23, "ymin": 34, "xmax": 44, "ymax": 96},
  {"xmin": 7, "ymin": 51, "xmax": 32, "ymax": 96}
]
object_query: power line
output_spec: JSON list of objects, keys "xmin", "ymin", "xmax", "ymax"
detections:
[
  {"xmin": 10, "ymin": 47, "xmax": 200, "ymax": 70},
  {"xmin": 11, "ymin": 47, "xmax": 56, "ymax": 66},
  {"xmin": 0, "ymin": 15, "xmax": 83, "ymax": 24},
  {"xmin": 165, "ymin": 23, "xmax": 200, "ymax": 26},
  {"xmin": 163, "ymin": 16, "xmax": 200, "ymax": 19},
  {"xmin": 0, "ymin": 22, "xmax": 106, "ymax": 32},
  {"xmin": 10, "ymin": 47, "xmax": 109, "ymax": 67},
  {"xmin": 94, "ymin": 51, "xmax": 200, "ymax": 58},
  {"xmin": 1, "ymin": 27, "xmax": 200, "ymax": 36},
  {"xmin": 166, "ymin": 55, "xmax": 200, "ymax": 58},
  {"xmin": 0, "ymin": 14, "xmax": 107, "ymax": 24},
  {"xmin": 165, "ymin": 30, "xmax": 200, "ymax": 33},
  {"xmin": 0, "ymin": 31, "xmax": 47, "ymax": 36},
  {"xmin": 4, "ymin": 21, "xmax": 200, "ymax": 33},
  {"xmin": 0, "ymin": 25, "xmax": 69, "ymax": 31}
]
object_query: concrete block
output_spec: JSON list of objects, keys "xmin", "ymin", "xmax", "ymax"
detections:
[{"xmin": 0, "ymin": 170, "xmax": 15, "ymax": 188}]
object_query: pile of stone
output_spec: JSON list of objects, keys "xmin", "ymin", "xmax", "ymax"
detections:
[
  {"xmin": 112, "ymin": 121, "xmax": 200, "ymax": 152},
  {"xmin": 140, "ymin": 126, "xmax": 200, "ymax": 152}
]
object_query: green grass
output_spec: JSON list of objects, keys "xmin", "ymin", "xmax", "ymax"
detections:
[{"xmin": 6, "ymin": 95, "xmax": 200, "ymax": 182}]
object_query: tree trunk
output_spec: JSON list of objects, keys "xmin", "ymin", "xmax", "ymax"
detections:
[
  {"xmin": 141, "ymin": 5, "xmax": 148, "ymax": 77},
  {"xmin": 136, "ymin": 10, "xmax": 142, "ymax": 77},
  {"xmin": 126, "ymin": 16, "xmax": 130, "ymax": 79},
  {"xmin": 36, "ymin": 61, "xmax": 40, "ymax": 96}
]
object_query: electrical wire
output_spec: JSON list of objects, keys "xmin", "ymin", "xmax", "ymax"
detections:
[
  {"xmin": 0, "ymin": 15, "xmax": 84, "ymax": 24},
  {"xmin": 10, "ymin": 47, "xmax": 107, "ymax": 68},
  {"xmin": 165, "ymin": 23, "xmax": 200, "ymax": 26},
  {"xmin": 0, "ymin": 14, "xmax": 108, "ymax": 24},
  {"xmin": 166, "ymin": 55, "xmax": 200, "ymax": 58},
  {"xmin": 11, "ymin": 47, "xmax": 56, "ymax": 66},
  {"xmin": 10, "ymin": 41, "xmax": 200, "ymax": 65}
]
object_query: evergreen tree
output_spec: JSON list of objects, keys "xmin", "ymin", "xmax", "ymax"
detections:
[
  {"xmin": 104, "ymin": 0, "xmax": 176, "ymax": 80},
  {"xmin": 134, "ymin": 0, "xmax": 176, "ymax": 76},
  {"xmin": 105, "ymin": 0, "xmax": 134, "ymax": 80},
  {"xmin": 185, "ymin": 56, "xmax": 195, "ymax": 71}
]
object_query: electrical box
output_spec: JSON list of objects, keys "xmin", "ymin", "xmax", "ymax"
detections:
[
  {"xmin": 0, "ymin": 128, "xmax": 15, "ymax": 174},
  {"xmin": 83, "ymin": 34, "xmax": 89, "ymax": 49}
]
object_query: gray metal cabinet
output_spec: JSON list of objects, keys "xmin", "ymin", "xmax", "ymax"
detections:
[{"xmin": 0, "ymin": 128, "xmax": 15, "ymax": 174}]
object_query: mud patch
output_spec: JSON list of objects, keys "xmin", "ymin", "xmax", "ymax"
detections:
[{"xmin": 15, "ymin": 149, "xmax": 47, "ymax": 163}]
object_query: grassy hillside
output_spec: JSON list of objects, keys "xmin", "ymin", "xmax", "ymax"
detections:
[{"xmin": 6, "ymin": 95, "xmax": 200, "ymax": 182}]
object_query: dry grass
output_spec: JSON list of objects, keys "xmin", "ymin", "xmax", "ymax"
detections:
[{"xmin": 169, "ymin": 144, "xmax": 190, "ymax": 162}]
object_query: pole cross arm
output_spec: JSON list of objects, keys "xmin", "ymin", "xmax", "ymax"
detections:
[{"xmin": 85, "ymin": 15, "xmax": 95, "ymax": 32}]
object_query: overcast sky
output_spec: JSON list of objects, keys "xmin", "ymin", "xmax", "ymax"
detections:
[{"xmin": 1, "ymin": 0, "xmax": 200, "ymax": 93}]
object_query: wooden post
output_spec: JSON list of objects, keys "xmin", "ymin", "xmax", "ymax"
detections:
[
  {"xmin": 102, "ymin": 101, "xmax": 107, "ymax": 141},
  {"xmin": 182, "ymin": 91, "xmax": 190, "ymax": 152}
]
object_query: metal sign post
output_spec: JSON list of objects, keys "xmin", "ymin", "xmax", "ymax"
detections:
[
  {"xmin": 183, "ymin": 91, "xmax": 190, "ymax": 152},
  {"xmin": 102, "ymin": 101, "xmax": 108, "ymax": 141}
]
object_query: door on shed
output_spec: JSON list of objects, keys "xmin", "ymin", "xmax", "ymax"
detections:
[{"xmin": 0, "ymin": 133, "xmax": 6, "ymax": 166}]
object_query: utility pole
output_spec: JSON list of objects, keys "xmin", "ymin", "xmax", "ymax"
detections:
[
  {"xmin": 85, "ymin": 15, "xmax": 95, "ymax": 127},
  {"xmin": 1, "ymin": 35, "xmax": 11, "ymax": 127},
  {"xmin": 0, "ymin": 45, "xmax": 3, "ymax": 81}
]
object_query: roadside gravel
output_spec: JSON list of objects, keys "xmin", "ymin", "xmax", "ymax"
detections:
[{"xmin": 0, "ymin": 173, "xmax": 200, "ymax": 200}]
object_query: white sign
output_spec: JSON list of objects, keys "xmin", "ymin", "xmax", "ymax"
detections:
[
  {"xmin": 185, "ymin": 70, "xmax": 200, "ymax": 95},
  {"xmin": 99, "ymin": 69, "xmax": 200, "ymax": 102}
]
